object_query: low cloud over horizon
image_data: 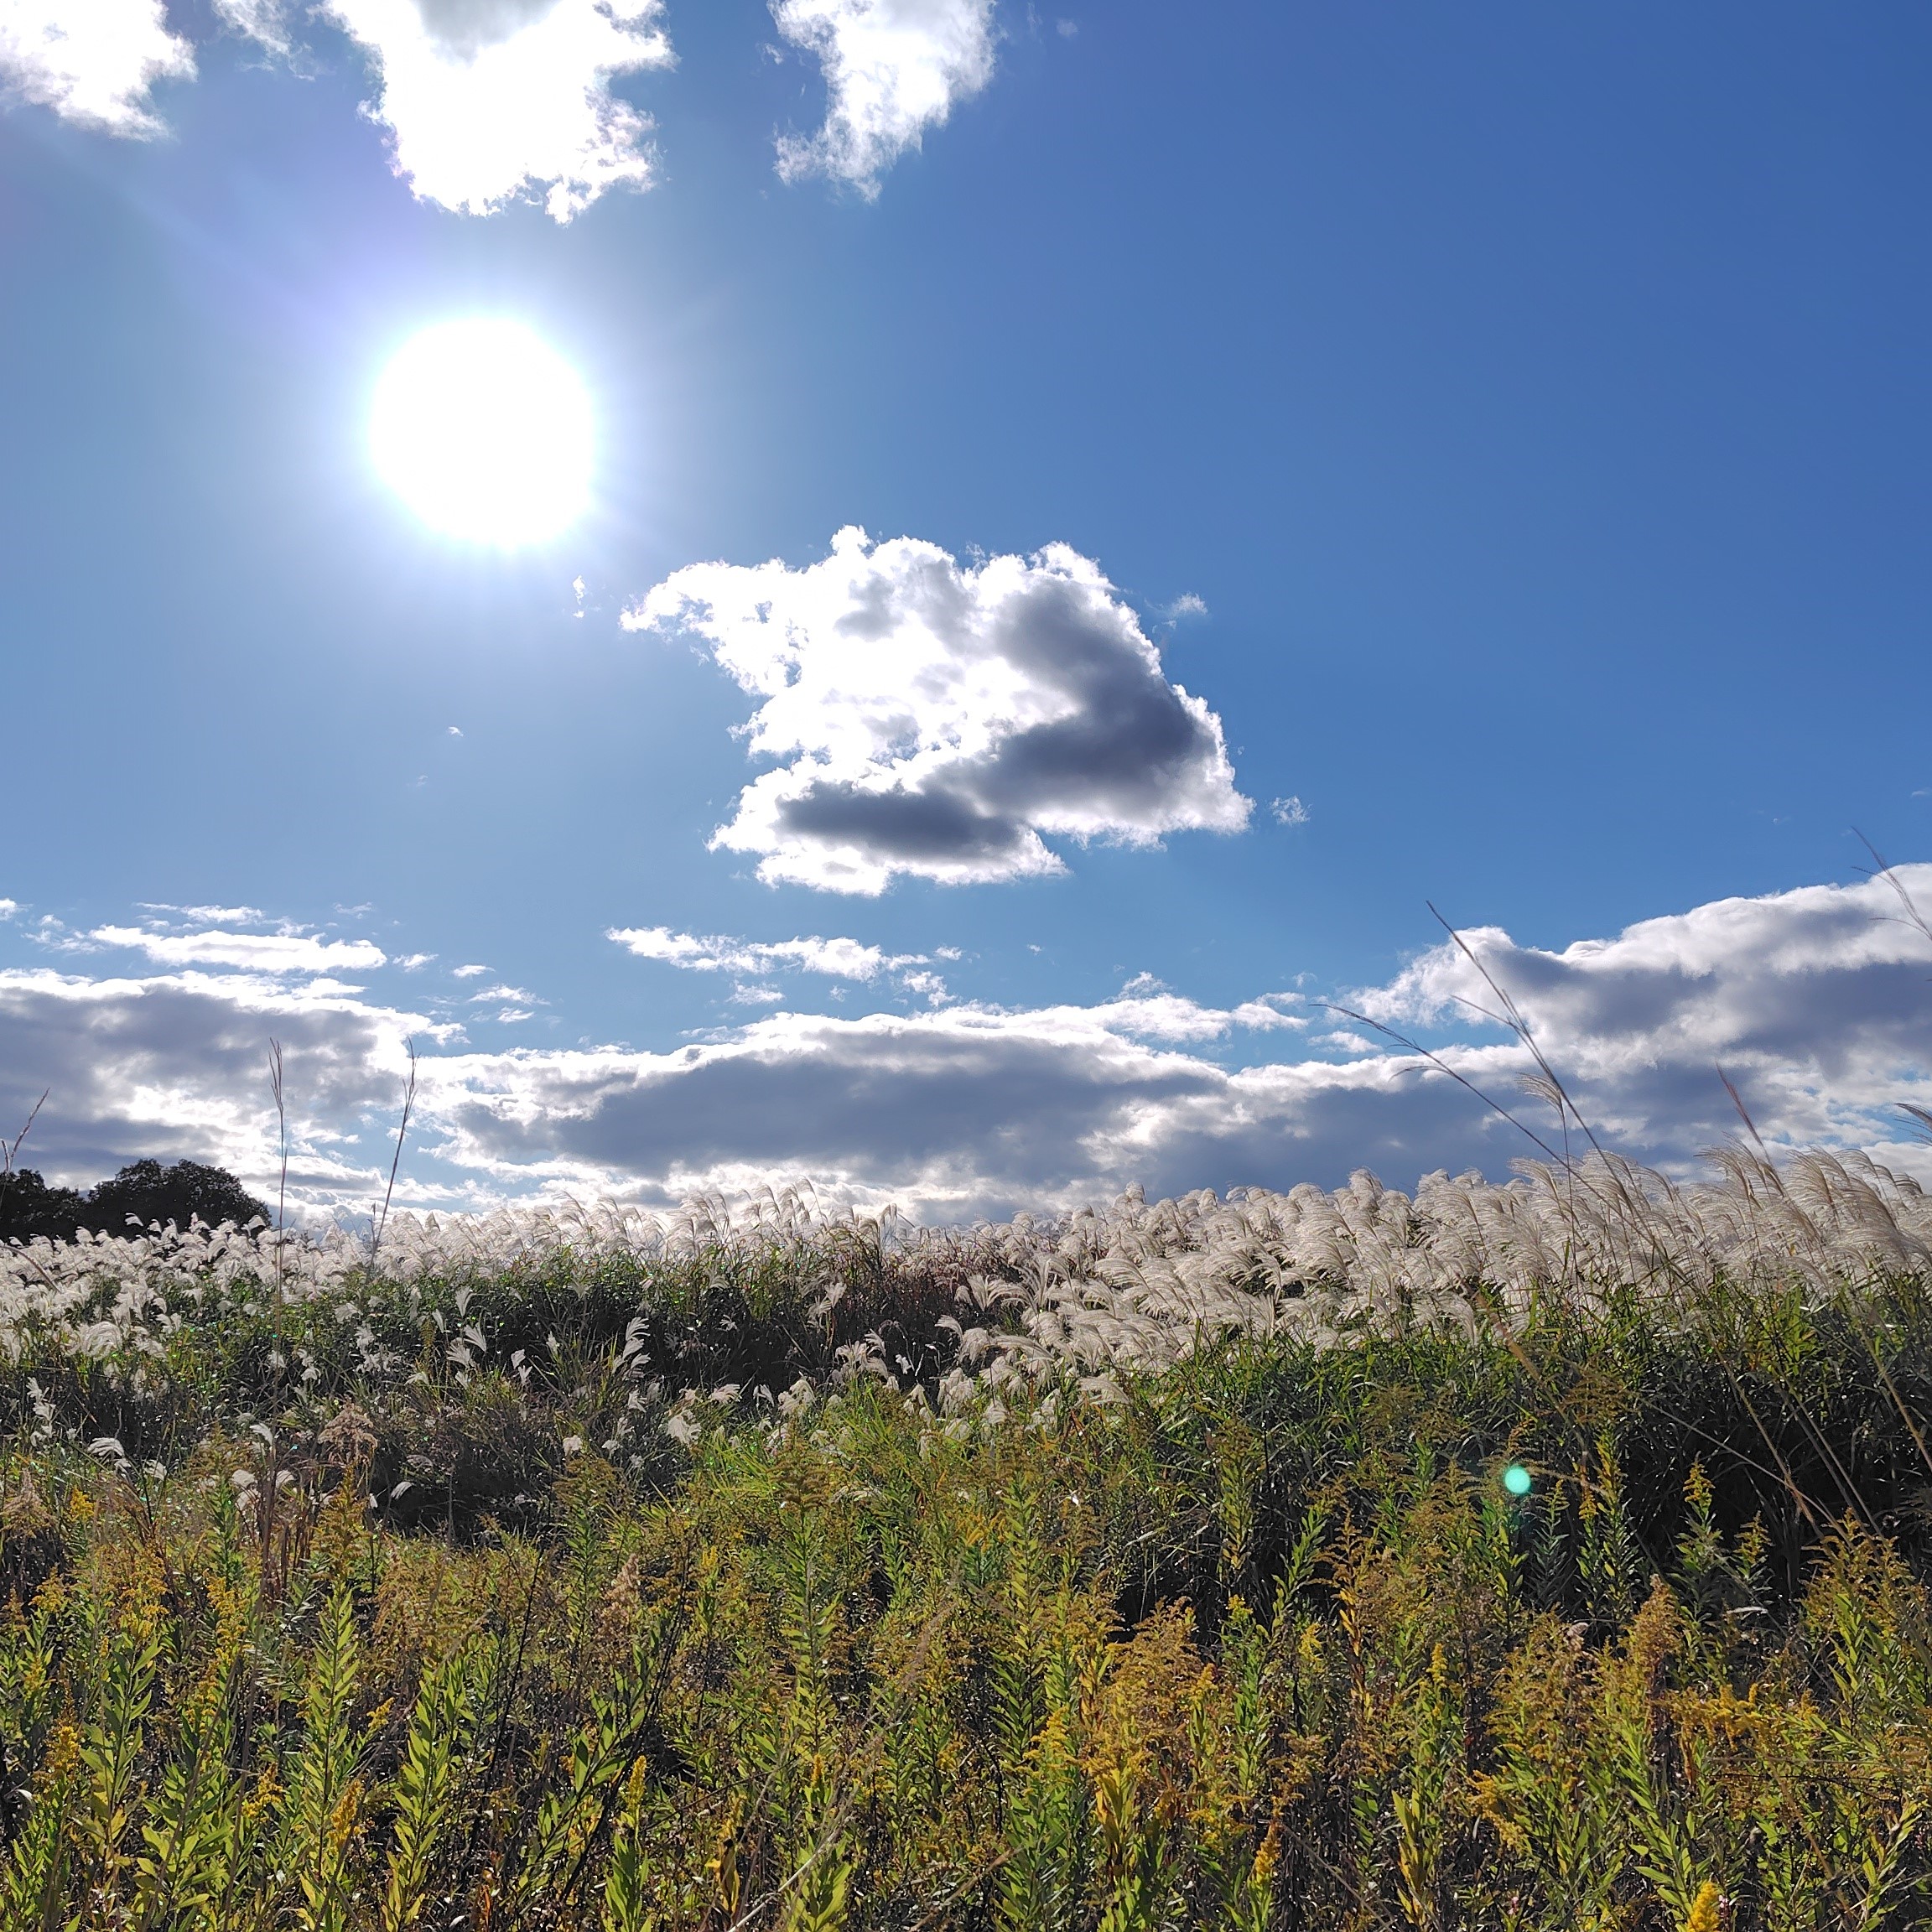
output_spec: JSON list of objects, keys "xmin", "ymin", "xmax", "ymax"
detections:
[{"xmin": 3, "ymin": 868, "xmax": 1928, "ymax": 1226}]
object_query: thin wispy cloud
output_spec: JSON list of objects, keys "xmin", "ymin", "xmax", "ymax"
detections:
[
  {"xmin": 465, "ymin": 982, "xmax": 541, "ymax": 1004},
  {"xmin": 138, "ymin": 902, "xmax": 267, "ymax": 925},
  {"xmin": 771, "ymin": 0, "xmax": 996, "ymax": 196},
  {"xmin": 210, "ymin": 0, "xmax": 295, "ymax": 59},
  {"xmin": 0, "ymin": 0, "xmax": 194, "ymax": 136},
  {"xmin": 322, "ymin": 0, "xmax": 673, "ymax": 218},
  {"xmin": 610, "ymin": 925, "xmax": 912, "ymax": 980},
  {"xmin": 28, "ymin": 917, "xmax": 98, "ymax": 956},
  {"xmin": 630, "ymin": 527, "xmax": 1251, "ymax": 894},
  {"xmin": 90, "ymin": 927, "xmax": 387, "ymax": 974},
  {"xmin": 611, "ymin": 923, "xmax": 950, "ymax": 1005}
]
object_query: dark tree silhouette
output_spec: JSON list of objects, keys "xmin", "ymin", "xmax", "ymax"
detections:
[
  {"xmin": 82, "ymin": 1159, "xmax": 270, "ymax": 1235},
  {"xmin": 0, "ymin": 1159, "xmax": 268, "ymax": 1244},
  {"xmin": 0, "ymin": 1169, "xmax": 84, "ymax": 1243}
]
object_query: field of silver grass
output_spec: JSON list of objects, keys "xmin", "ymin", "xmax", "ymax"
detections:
[{"xmin": 4, "ymin": 1145, "xmax": 1929, "ymax": 1427}]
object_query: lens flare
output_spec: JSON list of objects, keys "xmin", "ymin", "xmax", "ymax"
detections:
[
  {"xmin": 371, "ymin": 319, "xmax": 592, "ymax": 545},
  {"xmin": 1502, "ymin": 1463, "xmax": 1533, "ymax": 1498}
]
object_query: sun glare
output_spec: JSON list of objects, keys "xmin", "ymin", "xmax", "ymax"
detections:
[{"xmin": 371, "ymin": 319, "xmax": 592, "ymax": 545}]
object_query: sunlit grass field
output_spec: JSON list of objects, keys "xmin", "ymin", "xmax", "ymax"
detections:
[{"xmin": 3, "ymin": 1149, "xmax": 1931, "ymax": 1928}]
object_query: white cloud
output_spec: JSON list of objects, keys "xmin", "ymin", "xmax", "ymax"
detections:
[
  {"xmin": 138, "ymin": 902, "xmax": 268, "ymax": 925},
  {"xmin": 211, "ymin": 0, "xmax": 293, "ymax": 57},
  {"xmin": 771, "ymin": 0, "xmax": 995, "ymax": 196},
  {"xmin": 179, "ymin": 903, "xmax": 267, "ymax": 924},
  {"xmin": 451, "ymin": 963, "xmax": 490, "ymax": 978},
  {"xmin": 466, "ymin": 983, "xmax": 539, "ymax": 1003},
  {"xmin": 0, "ymin": 0, "xmax": 194, "ymax": 135},
  {"xmin": 0, "ymin": 900, "xmax": 16, "ymax": 921},
  {"xmin": 630, "ymin": 527, "xmax": 1250, "ymax": 893},
  {"xmin": 324, "ymin": 0, "xmax": 673, "ymax": 219},
  {"xmin": 28, "ymin": 917, "xmax": 96, "ymax": 955},
  {"xmin": 0, "ymin": 967, "xmax": 429, "ymax": 1208},
  {"xmin": 612, "ymin": 923, "xmax": 953, "ymax": 1004},
  {"xmin": 1270, "ymin": 795, "xmax": 1309, "ymax": 827},
  {"xmin": 91, "ymin": 927, "xmax": 387, "ymax": 974},
  {"xmin": 1348, "ymin": 866, "xmax": 1932, "ymax": 1161},
  {"xmin": 7, "ymin": 870, "xmax": 1929, "ymax": 1220},
  {"xmin": 610, "ymin": 925, "xmax": 906, "ymax": 980}
]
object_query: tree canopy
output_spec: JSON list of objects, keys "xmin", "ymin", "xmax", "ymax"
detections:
[{"xmin": 0, "ymin": 1158, "xmax": 268, "ymax": 1244}]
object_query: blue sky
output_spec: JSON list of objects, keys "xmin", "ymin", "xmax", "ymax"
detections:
[{"xmin": 3, "ymin": 0, "xmax": 1930, "ymax": 1218}]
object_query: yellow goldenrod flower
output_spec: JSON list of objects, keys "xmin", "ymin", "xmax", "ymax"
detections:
[{"xmin": 1683, "ymin": 1880, "xmax": 1722, "ymax": 1932}]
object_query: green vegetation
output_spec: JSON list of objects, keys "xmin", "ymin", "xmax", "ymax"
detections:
[
  {"xmin": 0, "ymin": 1157, "xmax": 269, "ymax": 1248},
  {"xmin": 3, "ymin": 1152, "xmax": 1932, "ymax": 1927}
]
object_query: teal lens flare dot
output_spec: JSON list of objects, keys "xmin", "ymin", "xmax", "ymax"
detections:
[{"xmin": 1502, "ymin": 1464, "xmax": 1533, "ymax": 1498}]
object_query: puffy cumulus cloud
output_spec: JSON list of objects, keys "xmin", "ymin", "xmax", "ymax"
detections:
[
  {"xmin": 629, "ymin": 527, "xmax": 1250, "ymax": 894},
  {"xmin": 91, "ymin": 927, "xmax": 387, "ymax": 974},
  {"xmin": 7, "ymin": 871, "xmax": 1930, "ymax": 1221},
  {"xmin": 0, "ymin": 0, "xmax": 194, "ymax": 136},
  {"xmin": 771, "ymin": 0, "xmax": 995, "ymax": 196},
  {"xmin": 323, "ymin": 0, "xmax": 673, "ymax": 219}
]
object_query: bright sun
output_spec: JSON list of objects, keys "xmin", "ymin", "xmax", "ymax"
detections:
[{"xmin": 371, "ymin": 319, "xmax": 592, "ymax": 545}]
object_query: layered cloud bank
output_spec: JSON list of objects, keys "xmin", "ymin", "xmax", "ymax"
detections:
[
  {"xmin": 631, "ymin": 528, "xmax": 1250, "ymax": 892},
  {"xmin": 2, "ymin": 870, "xmax": 1928, "ymax": 1223}
]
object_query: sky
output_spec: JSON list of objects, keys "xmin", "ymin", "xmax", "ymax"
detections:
[{"xmin": 3, "ymin": 0, "xmax": 1930, "ymax": 1222}]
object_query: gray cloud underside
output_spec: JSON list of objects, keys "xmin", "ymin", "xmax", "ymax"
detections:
[
  {"xmin": 632, "ymin": 531, "xmax": 1249, "ymax": 892},
  {"xmin": 0, "ymin": 972, "xmax": 415, "ymax": 1200},
  {"xmin": 3, "ymin": 868, "xmax": 1929, "ymax": 1222},
  {"xmin": 771, "ymin": 579, "xmax": 1228, "ymax": 865}
]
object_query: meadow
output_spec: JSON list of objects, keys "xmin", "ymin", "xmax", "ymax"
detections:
[{"xmin": 2, "ymin": 1145, "xmax": 1931, "ymax": 1929}]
